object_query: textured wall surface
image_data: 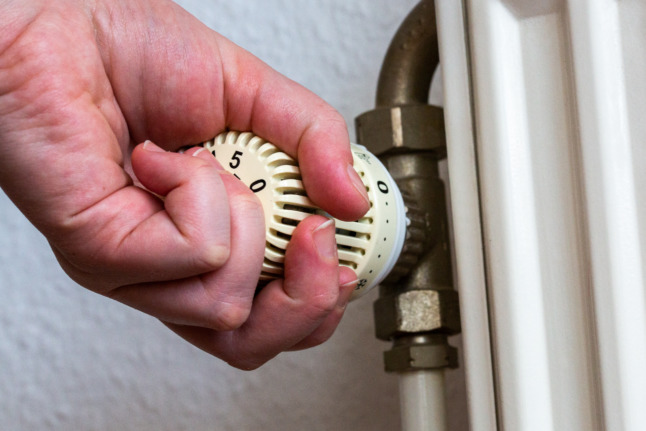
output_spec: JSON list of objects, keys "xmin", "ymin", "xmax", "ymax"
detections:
[{"xmin": 0, "ymin": 1, "xmax": 466, "ymax": 430}]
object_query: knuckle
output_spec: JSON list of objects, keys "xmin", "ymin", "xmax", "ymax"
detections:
[
  {"xmin": 230, "ymin": 190, "xmax": 263, "ymax": 220},
  {"xmin": 194, "ymin": 242, "xmax": 230, "ymax": 270},
  {"xmin": 221, "ymin": 348, "xmax": 268, "ymax": 371},
  {"xmin": 325, "ymin": 111, "xmax": 347, "ymax": 129},
  {"xmin": 203, "ymin": 300, "xmax": 251, "ymax": 332},
  {"xmin": 227, "ymin": 357, "xmax": 265, "ymax": 371},
  {"xmin": 305, "ymin": 290, "xmax": 339, "ymax": 319},
  {"xmin": 191, "ymin": 161, "xmax": 220, "ymax": 180}
]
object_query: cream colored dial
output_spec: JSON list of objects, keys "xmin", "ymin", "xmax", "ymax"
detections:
[{"xmin": 202, "ymin": 131, "xmax": 407, "ymax": 300}]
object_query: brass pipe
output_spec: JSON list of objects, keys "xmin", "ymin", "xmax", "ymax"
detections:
[
  {"xmin": 356, "ymin": 0, "xmax": 460, "ymax": 375},
  {"xmin": 355, "ymin": 1, "xmax": 444, "ymax": 157},
  {"xmin": 376, "ymin": 0, "xmax": 439, "ymax": 107}
]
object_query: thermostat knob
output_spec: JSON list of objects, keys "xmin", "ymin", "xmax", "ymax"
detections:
[{"xmin": 201, "ymin": 131, "xmax": 408, "ymax": 300}]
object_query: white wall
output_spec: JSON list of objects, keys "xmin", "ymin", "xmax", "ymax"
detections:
[{"xmin": 0, "ymin": 1, "xmax": 467, "ymax": 430}]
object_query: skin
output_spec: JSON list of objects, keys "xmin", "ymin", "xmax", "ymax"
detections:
[{"xmin": 0, "ymin": 0, "xmax": 370, "ymax": 370}]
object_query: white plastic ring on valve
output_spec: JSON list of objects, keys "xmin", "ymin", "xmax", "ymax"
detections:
[{"xmin": 201, "ymin": 131, "xmax": 408, "ymax": 300}]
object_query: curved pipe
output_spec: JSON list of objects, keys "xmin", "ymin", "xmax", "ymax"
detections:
[
  {"xmin": 366, "ymin": 4, "xmax": 456, "ymax": 430},
  {"xmin": 376, "ymin": 0, "xmax": 440, "ymax": 107}
]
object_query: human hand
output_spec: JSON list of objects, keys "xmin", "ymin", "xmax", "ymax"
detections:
[{"xmin": 0, "ymin": 0, "xmax": 370, "ymax": 369}]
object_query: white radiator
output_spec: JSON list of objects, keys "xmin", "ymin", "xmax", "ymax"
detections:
[{"xmin": 436, "ymin": 0, "xmax": 646, "ymax": 430}]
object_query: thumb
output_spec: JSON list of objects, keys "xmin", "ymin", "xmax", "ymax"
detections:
[{"xmin": 53, "ymin": 141, "xmax": 232, "ymax": 291}]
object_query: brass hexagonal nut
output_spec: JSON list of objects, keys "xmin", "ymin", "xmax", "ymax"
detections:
[
  {"xmin": 374, "ymin": 289, "xmax": 461, "ymax": 340},
  {"xmin": 355, "ymin": 104, "xmax": 446, "ymax": 157}
]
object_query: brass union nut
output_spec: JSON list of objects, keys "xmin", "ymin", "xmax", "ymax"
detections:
[
  {"xmin": 374, "ymin": 289, "xmax": 461, "ymax": 341},
  {"xmin": 355, "ymin": 104, "xmax": 446, "ymax": 157}
]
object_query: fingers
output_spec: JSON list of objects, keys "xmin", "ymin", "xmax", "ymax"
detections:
[
  {"xmin": 287, "ymin": 267, "xmax": 357, "ymax": 351},
  {"xmin": 17, "ymin": 2, "xmax": 368, "ymax": 370},
  {"xmin": 217, "ymin": 42, "xmax": 370, "ymax": 221},
  {"xmin": 54, "ymin": 140, "xmax": 262, "ymax": 291},
  {"xmin": 93, "ymin": 2, "xmax": 369, "ymax": 221},
  {"xmin": 107, "ymin": 162, "xmax": 265, "ymax": 330},
  {"xmin": 164, "ymin": 215, "xmax": 356, "ymax": 370},
  {"xmin": 130, "ymin": 142, "xmax": 230, "ymax": 263}
]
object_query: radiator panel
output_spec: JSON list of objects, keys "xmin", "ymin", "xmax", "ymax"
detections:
[{"xmin": 438, "ymin": 1, "xmax": 646, "ymax": 430}]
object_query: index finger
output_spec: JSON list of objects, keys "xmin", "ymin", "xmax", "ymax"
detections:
[
  {"xmin": 216, "ymin": 39, "xmax": 370, "ymax": 221},
  {"xmin": 94, "ymin": 2, "xmax": 370, "ymax": 222}
]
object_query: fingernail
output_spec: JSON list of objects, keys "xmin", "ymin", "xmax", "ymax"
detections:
[
  {"xmin": 338, "ymin": 279, "xmax": 358, "ymax": 309},
  {"xmin": 340, "ymin": 279, "xmax": 358, "ymax": 289},
  {"xmin": 190, "ymin": 146, "xmax": 225, "ymax": 169},
  {"xmin": 313, "ymin": 218, "xmax": 337, "ymax": 259},
  {"xmin": 192, "ymin": 147, "xmax": 207, "ymax": 157},
  {"xmin": 143, "ymin": 140, "xmax": 165, "ymax": 152},
  {"xmin": 347, "ymin": 164, "xmax": 370, "ymax": 206}
]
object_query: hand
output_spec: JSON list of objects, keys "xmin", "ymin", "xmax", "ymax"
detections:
[{"xmin": 0, "ymin": 0, "xmax": 370, "ymax": 369}]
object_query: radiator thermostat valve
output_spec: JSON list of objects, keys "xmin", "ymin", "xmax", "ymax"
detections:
[{"xmin": 201, "ymin": 131, "xmax": 408, "ymax": 300}]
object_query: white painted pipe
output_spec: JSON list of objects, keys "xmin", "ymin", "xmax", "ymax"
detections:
[{"xmin": 398, "ymin": 370, "xmax": 447, "ymax": 431}]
